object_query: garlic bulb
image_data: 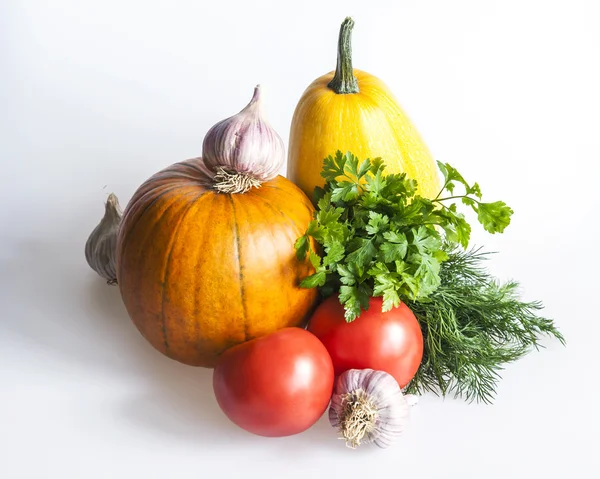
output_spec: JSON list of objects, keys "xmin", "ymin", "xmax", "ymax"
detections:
[
  {"xmin": 329, "ymin": 369, "xmax": 413, "ymax": 449},
  {"xmin": 85, "ymin": 193, "xmax": 122, "ymax": 284},
  {"xmin": 202, "ymin": 85, "xmax": 285, "ymax": 194}
]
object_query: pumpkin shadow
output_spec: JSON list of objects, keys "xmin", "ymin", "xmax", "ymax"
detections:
[
  {"xmin": 0, "ymin": 236, "xmax": 141, "ymax": 373},
  {"xmin": 81, "ymin": 279, "xmax": 254, "ymax": 444},
  {"xmin": 0, "ymin": 235, "xmax": 244, "ymax": 443}
]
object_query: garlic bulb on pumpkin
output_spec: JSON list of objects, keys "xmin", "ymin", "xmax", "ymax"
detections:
[
  {"xmin": 329, "ymin": 369, "xmax": 415, "ymax": 449},
  {"xmin": 85, "ymin": 193, "xmax": 122, "ymax": 284},
  {"xmin": 202, "ymin": 85, "xmax": 285, "ymax": 193}
]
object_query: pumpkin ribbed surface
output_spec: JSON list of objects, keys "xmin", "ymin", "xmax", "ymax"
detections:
[
  {"xmin": 116, "ymin": 158, "xmax": 318, "ymax": 367},
  {"xmin": 287, "ymin": 69, "xmax": 441, "ymax": 201}
]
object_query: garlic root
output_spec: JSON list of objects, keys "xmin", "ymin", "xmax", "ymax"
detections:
[
  {"xmin": 329, "ymin": 369, "xmax": 411, "ymax": 449},
  {"xmin": 337, "ymin": 389, "xmax": 379, "ymax": 448}
]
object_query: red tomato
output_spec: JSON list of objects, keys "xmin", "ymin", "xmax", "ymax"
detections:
[
  {"xmin": 307, "ymin": 296, "xmax": 423, "ymax": 388},
  {"xmin": 212, "ymin": 327, "xmax": 334, "ymax": 437}
]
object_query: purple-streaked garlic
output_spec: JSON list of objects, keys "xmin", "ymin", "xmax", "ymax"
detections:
[
  {"xmin": 329, "ymin": 369, "xmax": 415, "ymax": 449},
  {"xmin": 202, "ymin": 84, "xmax": 285, "ymax": 194},
  {"xmin": 85, "ymin": 193, "xmax": 122, "ymax": 284}
]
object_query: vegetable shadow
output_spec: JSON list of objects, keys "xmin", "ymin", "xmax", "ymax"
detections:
[{"xmin": 0, "ymin": 234, "xmax": 345, "ymax": 448}]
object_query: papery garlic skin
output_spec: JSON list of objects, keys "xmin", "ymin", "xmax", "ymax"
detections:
[
  {"xmin": 85, "ymin": 193, "xmax": 122, "ymax": 284},
  {"xmin": 202, "ymin": 85, "xmax": 285, "ymax": 191},
  {"xmin": 329, "ymin": 368, "xmax": 411, "ymax": 449}
]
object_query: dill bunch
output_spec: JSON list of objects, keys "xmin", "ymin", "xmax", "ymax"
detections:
[{"xmin": 404, "ymin": 246, "xmax": 565, "ymax": 403}]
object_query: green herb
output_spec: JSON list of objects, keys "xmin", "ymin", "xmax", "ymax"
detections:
[
  {"xmin": 294, "ymin": 151, "xmax": 563, "ymax": 403},
  {"xmin": 294, "ymin": 150, "xmax": 514, "ymax": 321},
  {"xmin": 404, "ymin": 246, "xmax": 565, "ymax": 403}
]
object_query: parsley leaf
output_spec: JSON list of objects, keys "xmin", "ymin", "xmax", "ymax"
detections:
[
  {"xmin": 339, "ymin": 284, "xmax": 371, "ymax": 321},
  {"xmin": 346, "ymin": 238, "xmax": 377, "ymax": 269},
  {"xmin": 321, "ymin": 151, "xmax": 346, "ymax": 181},
  {"xmin": 331, "ymin": 181, "xmax": 359, "ymax": 203},
  {"xmin": 294, "ymin": 235, "xmax": 309, "ymax": 261},
  {"xmin": 365, "ymin": 212, "xmax": 389, "ymax": 235},
  {"xmin": 379, "ymin": 232, "xmax": 408, "ymax": 262},
  {"xmin": 411, "ymin": 226, "xmax": 441, "ymax": 254},
  {"xmin": 323, "ymin": 241, "xmax": 345, "ymax": 266},
  {"xmin": 476, "ymin": 201, "xmax": 514, "ymax": 233},
  {"xmin": 299, "ymin": 271, "xmax": 327, "ymax": 288}
]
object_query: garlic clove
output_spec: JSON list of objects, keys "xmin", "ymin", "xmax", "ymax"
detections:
[
  {"xmin": 85, "ymin": 193, "xmax": 122, "ymax": 284},
  {"xmin": 202, "ymin": 85, "xmax": 285, "ymax": 193},
  {"xmin": 329, "ymin": 368, "xmax": 412, "ymax": 449}
]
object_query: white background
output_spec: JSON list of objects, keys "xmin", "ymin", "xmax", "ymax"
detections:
[{"xmin": 2, "ymin": 1, "xmax": 599, "ymax": 477}]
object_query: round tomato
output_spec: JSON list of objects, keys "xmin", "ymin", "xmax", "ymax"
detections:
[
  {"xmin": 212, "ymin": 327, "xmax": 334, "ymax": 437},
  {"xmin": 307, "ymin": 296, "xmax": 423, "ymax": 388}
]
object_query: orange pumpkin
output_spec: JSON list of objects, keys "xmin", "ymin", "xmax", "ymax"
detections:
[{"xmin": 115, "ymin": 158, "xmax": 319, "ymax": 367}]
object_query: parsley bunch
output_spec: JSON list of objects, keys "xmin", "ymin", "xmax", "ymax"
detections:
[{"xmin": 294, "ymin": 151, "xmax": 513, "ymax": 321}]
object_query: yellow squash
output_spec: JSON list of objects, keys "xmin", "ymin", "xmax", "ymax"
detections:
[{"xmin": 287, "ymin": 17, "xmax": 441, "ymax": 200}]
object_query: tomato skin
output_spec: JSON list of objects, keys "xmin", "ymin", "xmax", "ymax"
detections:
[
  {"xmin": 307, "ymin": 296, "xmax": 423, "ymax": 388},
  {"xmin": 212, "ymin": 327, "xmax": 334, "ymax": 437}
]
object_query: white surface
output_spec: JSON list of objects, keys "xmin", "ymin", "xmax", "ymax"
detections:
[{"xmin": 2, "ymin": 1, "xmax": 599, "ymax": 478}]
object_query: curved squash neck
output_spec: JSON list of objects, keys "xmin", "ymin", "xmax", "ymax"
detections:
[{"xmin": 328, "ymin": 17, "xmax": 360, "ymax": 95}]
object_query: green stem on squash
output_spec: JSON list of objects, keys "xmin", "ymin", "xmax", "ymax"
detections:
[{"xmin": 328, "ymin": 17, "xmax": 360, "ymax": 94}]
